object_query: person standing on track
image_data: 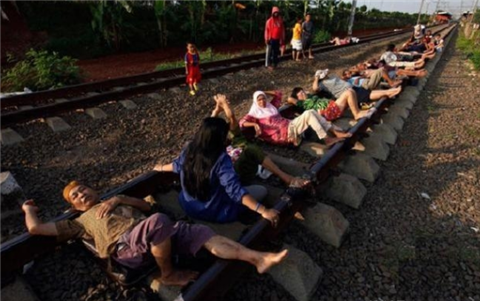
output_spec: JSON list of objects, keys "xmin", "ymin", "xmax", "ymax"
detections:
[
  {"xmin": 185, "ymin": 42, "xmax": 201, "ymax": 96},
  {"xmin": 291, "ymin": 16, "xmax": 303, "ymax": 61},
  {"xmin": 264, "ymin": 6, "xmax": 285, "ymax": 70},
  {"xmin": 301, "ymin": 13, "xmax": 315, "ymax": 60}
]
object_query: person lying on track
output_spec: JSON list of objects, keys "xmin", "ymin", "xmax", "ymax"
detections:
[
  {"xmin": 239, "ymin": 90, "xmax": 351, "ymax": 147},
  {"xmin": 287, "ymin": 86, "xmax": 376, "ymax": 121},
  {"xmin": 210, "ymin": 93, "xmax": 310, "ymax": 188},
  {"xmin": 365, "ymin": 58, "xmax": 428, "ymax": 78},
  {"xmin": 329, "ymin": 36, "xmax": 358, "ymax": 46},
  {"xmin": 155, "ymin": 117, "xmax": 280, "ymax": 224},
  {"xmin": 346, "ymin": 63, "xmax": 403, "ymax": 90},
  {"xmin": 312, "ymin": 69, "xmax": 402, "ymax": 110},
  {"xmin": 381, "ymin": 44, "xmax": 434, "ymax": 69},
  {"xmin": 22, "ymin": 182, "xmax": 288, "ymax": 287}
]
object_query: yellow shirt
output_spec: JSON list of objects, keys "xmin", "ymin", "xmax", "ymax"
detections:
[{"xmin": 292, "ymin": 23, "xmax": 302, "ymax": 40}]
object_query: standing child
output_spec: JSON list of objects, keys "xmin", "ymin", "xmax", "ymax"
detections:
[
  {"xmin": 185, "ymin": 42, "xmax": 201, "ymax": 96},
  {"xmin": 291, "ymin": 17, "xmax": 303, "ymax": 61}
]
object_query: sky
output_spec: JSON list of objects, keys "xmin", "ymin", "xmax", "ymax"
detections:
[{"xmin": 352, "ymin": 0, "xmax": 478, "ymax": 16}]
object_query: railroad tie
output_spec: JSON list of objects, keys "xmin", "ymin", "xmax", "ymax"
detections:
[
  {"xmin": 368, "ymin": 123, "xmax": 398, "ymax": 145},
  {"xmin": 318, "ymin": 173, "xmax": 367, "ymax": 209},
  {"xmin": 45, "ymin": 117, "xmax": 72, "ymax": 132},
  {"xmin": 119, "ymin": 100, "xmax": 138, "ymax": 110},
  {"xmin": 0, "ymin": 128, "xmax": 24, "ymax": 146},
  {"xmin": 267, "ymin": 244, "xmax": 323, "ymax": 301},
  {"xmin": 300, "ymin": 203, "xmax": 350, "ymax": 248},
  {"xmin": 338, "ymin": 153, "xmax": 380, "ymax": 183},
  {"xmin": 359, "ymin": 131, "xmax": 391, "ymax": 161}
]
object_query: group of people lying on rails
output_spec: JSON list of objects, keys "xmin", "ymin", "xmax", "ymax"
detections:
[{"xmin": 22, "ymin": 40, "xmax": 434, "ymax": 287}]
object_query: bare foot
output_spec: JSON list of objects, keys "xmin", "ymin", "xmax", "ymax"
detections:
[
  {"xmin": 256, "ymin": 249, "xmax": 289, "ymax": 274},
  {"xmin": 159, "ymin": 269, "xmax": 199, "ymax": 287},
  {"xmin": 324, "ymin": 136, "xmax": 345, "ymax": 147},
  {"xmin": 391, "ymin": 79, "xmax": 403, "ymax": 87},
  {"xmin": 388, "ymin": 86, "xmax": 402, "ymax": 98},
  {"xmin": 289, "ymin": 177, "xmax": 311, "ymax": 188},
  {"xmin": 334, "ymin": 130, "xmax": 353, "ymax": 138}
]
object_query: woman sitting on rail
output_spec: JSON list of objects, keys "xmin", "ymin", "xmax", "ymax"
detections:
[
  {"xmin": 155, "ymin": 117, "xmax": 280, "ymax": 225},
  {"xmin": 240, "ymin": 91, "xmax": 351, "ymax": 147},
  {"xmin": 211, "ymin": 93, "xmax": 309, "ymax": 188}
]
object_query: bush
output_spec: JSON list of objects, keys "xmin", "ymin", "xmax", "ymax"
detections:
[
  {"xmin": 313, "ymin": 30, "xmax": 331, "ymax": 44},
  {"xmin": 1, "ymin": 49, "xmax": 82, "ymax": 92}
]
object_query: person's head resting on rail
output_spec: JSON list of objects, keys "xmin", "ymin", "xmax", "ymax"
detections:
[{"xmin": 63, "ymin": 181, "xmax": 99, "ymax": 211}]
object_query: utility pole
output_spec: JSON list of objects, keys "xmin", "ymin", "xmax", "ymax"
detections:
[
  {"xmin": 347, "ymin": 0, "xmax": 357, "ymax": 36},
  {"xmin": 469, "ymin": 0, "xmax": 479, "ymax": 24},
  {"xmin": 417, "ymin": 0, "xmax": 426, "ymax": 24}
]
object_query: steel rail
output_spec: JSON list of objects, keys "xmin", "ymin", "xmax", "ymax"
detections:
[
  {"xmin": 0, "ymin": 24, "xmax": 456, "ymax": 299},
  {"xmin": 0, "ymin": 27, "xmax": 415, "ymax": 109}
]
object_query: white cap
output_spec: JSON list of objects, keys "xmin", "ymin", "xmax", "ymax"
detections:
[{"xmin": 315, "ymin": 69, "xmax": 329, "ymax": 80}]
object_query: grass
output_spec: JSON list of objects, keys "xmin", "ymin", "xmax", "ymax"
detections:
[
  {"xmin": 456, "ymin": 29, "xmax": 480, "ymax": 70},
  {"xmin": 154, "ymin": 47, "xmax": 260, "ymax": 71}
]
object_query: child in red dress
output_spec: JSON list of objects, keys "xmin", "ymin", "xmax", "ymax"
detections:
[{"xmin": 185, "ymin": 43, "xmax": 201, "ymax": 96}]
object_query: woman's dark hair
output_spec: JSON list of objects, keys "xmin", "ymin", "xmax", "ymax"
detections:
[
  {"xmin": 183, "ymin": 117, "xmax": 229, "ymax": 201},
  {"xmin": 291, "ymin": 87, "xmax": 303, "ymax": 98},
  {"xmin": 386, "ymin": 43, "xmax": 396, "ymax": 52}
]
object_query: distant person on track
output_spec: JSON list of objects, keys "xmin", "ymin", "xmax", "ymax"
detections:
[
  {"xmin": 185, "ymin": 42, "xmax": 201, "ymax": 96},
  {"xmin": 301, "ymin": 13, "xmax": 315, "ymax": 59},
  {"xmin": 329, "ymin": 36, "xmax": 359, "ymax": 46},
  {"xmin": 155, "ymin": 117, "xmax": 281, "ymax": 225},
  {"xmin": 291, "ymin": 16, "xmax": 303, "ymax": 61},
  {"xmin": 22, "ymin": 182, "xmax": 288, "ymax": 287},
  {"xmin": 433, "ymin": 34, "xmax": 444, "ymax": 52},
  {"xmin": 264, "ymin": 6, "xmax": 285, "ymax": 70},
  {"xmin": 210, "ymin": 93, "xmax": 309, "ymax": 188},
  {"xmin": 240, "ymin": 90, "xmax": 351, "ymax": 147}
]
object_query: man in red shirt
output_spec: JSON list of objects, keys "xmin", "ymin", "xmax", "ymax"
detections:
[{"xmin": 264, "ymin": 6, "xmax": 285, "ymax": 69}]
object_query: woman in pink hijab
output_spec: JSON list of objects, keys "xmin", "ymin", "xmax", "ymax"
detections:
[{"xmin": 239, "ymin": 91, "xmax": 350, "ymax": 147}]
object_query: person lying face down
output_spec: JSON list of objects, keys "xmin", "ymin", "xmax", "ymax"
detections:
[
  {"xmin": 22, "ymin": 182, "xmax": 288, "ymax": 287},
  {"xmin": 240, "ymin": 90, "xmax": 351, "ymax": 147}
]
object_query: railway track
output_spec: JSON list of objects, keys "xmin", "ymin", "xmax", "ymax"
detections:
[
  {"xmin": 0, "ymin": 25, "xmax": 446, "ymax": 128},
  {"xmin": 0, "ymin": 24, "xmax": 457, "ymax": 301}
]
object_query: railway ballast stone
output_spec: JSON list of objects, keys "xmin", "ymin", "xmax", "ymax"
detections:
[
  {"xmin": 1, "ymin": 276, "xmax": 40, "ymax": 301},
  {"xmin": 369, "ymin": 123, "xmax": 397, "ymax": 145},
  {"xmin": 359, "ymin": 132, "xmax": 390, "ymax": 161},
  {"xmin": 119, "ymin": 100, "xmax": 138, "ymax": 110},
  {"xmin": 46, "ymin": 117, "xmax": 72, "ymax": 132},
  {"xmin": 320, "ymin": 173, "xmax": 366, "ymax": 209},
  {"xmin": 338, "ymin": 153, "xmax": 380, "ymax": 183},
  {"xmin": 1, "ymin": 128, "xmax": 24, "ymax": 146},
  {"xmin": 85, "ymin": 108, "xmax": 107, "ymax": 120},
  {"xmin": 267, "ymin": 243, "xmax": 323, "ymax": 301},
  {"xmin": 301, "ymin": 203, "xmax": 349, "ymax": 248},
  {"xmin": 381, "ymin": 113, "xmax": 405, "ymax": 132}
]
